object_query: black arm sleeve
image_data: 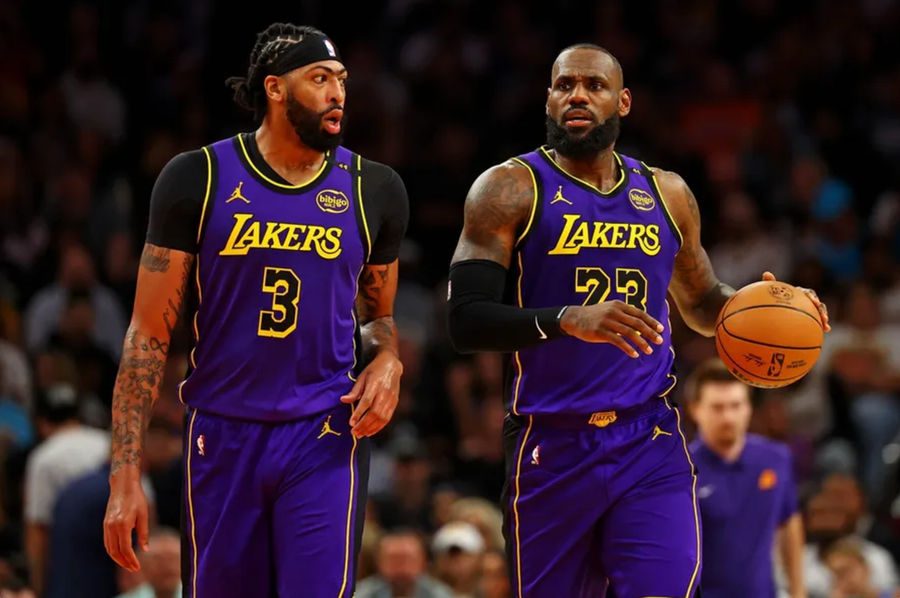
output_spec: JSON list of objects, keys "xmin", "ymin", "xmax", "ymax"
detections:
[
  {"xmin": 447, "ymin": 259, "xmax": 569, "ymax": 353},
  {"xmin": 359, "ymin": 159, "xmax": 409, "ymax": 264},
  {"xmin": 145, "ymin": 149, "xmax": 208, "ymax": 253}
]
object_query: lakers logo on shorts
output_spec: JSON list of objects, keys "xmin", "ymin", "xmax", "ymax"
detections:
[{"xmin": 588, "ymin": 411, "xmax": 617, "ymax": 428}]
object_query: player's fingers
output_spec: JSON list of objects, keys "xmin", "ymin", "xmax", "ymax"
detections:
[
  {"xmin": 112, "ymin": 516, "xmax": 140, "ymax": 571},
  {"xmin": 617, "ymin": 313, "xmax": 663, "ymax": 345},
  {"xmin": 340, "ymin": 373, "xmax": 366, "ymax": 404},
  {"xmin": 798, "ymin": 287, "xmax": 830, "ymax": 331},
  {"xmin": 762, "ymin": 271, "xmax": 776, "ymax": 281},
  {"xmin": 606, "ymin": 320, "xmax": 653, "ymax": 355},
  {"xmin": 600, "ymin": 330, "xmax": 640, "ymax": 358},
  {"xmin": 350, "ymin": 383, "xmax": 378, "ymax": 430},
  {"xmin": 622, "ymin": 303, "xmax": 664, "ymax": 333},
  {"xmin": 136, "ymin": 503, "xmax": 150, "ymax": 553}
]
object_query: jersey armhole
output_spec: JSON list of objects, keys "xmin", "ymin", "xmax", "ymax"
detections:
[
  {"xmin": 509, "ymin": 157, "xmax": 542, "ymax": 248},
  {"xmin": 640, "ymin": 160, "xmax": 684, "ymax": 249},
  {"xmin": 352, "ymin": 153, "xmax": 373, "ymax": 261}
]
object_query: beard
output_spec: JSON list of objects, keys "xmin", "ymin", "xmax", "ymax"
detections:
[
  {"xmin": 285, "ymin": 94, "xmax": 344, "ymax": 152},
  {"xmin": 545, "ymin": 112, "xmax": 620, "ymax": 158}
]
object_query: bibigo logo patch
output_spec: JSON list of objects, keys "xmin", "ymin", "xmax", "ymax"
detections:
[
  {"xmin": 315, "ymin": 189, "xmax": 350, "ymax": 214},
  {"xmin": 628, "ymin": 189, "xmax": 655, "ymax": 211}
]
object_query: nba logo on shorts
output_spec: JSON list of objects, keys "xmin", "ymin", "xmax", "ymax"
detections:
[
  {"xmin": 197, "ymin": 434, "xmax": 206, "ymax": 456},
  {"xmin": 531, "ymin": 444, "xmax": 540, "ymax": 465},
  {"xmin": 324, "ymin": 39, "xmax": 336, "ymax": 57}
]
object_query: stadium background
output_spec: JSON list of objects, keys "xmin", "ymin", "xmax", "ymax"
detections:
[{"xmin": 0, "ymin": 0, "xmax": 899, "ymax": 595}]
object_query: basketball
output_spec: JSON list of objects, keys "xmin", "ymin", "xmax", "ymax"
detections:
[{"xmin": 714, "ymin": 281, "xmax": 824, "ymax": 389}]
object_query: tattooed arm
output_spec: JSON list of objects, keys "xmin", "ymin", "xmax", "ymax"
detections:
[
  {"xmin": 104, "ymin": 243, "xmax": 193, "ymax": 571},
  {"xmin": 655, "ymin": 170, "xmax": 735, "ymax": 337},
  {"xmin": 340, "ymin": 261, "xmax": 403, "ymax": 438}
]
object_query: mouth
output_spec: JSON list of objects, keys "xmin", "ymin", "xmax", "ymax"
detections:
[
  {"xmin": 322, "ymin": 109, "xmax": 343, "ymax": 134},
  {"xmin": 563, "ymin": 109, "xmax": 595, "ymax": 128}
]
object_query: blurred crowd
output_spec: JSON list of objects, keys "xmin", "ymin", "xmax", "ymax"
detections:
[{"xmin": 0, "ymin": 0, "xmax": 899, "ymax": 596}]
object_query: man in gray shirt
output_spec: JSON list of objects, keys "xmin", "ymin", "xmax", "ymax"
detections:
[{"xmin": 357, "ymin": 530, "xmax": 453, "ymax": 598}]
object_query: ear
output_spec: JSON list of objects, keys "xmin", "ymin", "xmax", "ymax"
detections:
[
  {"xmin": 618, "ymin": 88, "xmax": 632, "ymax": 118},
  {"xmin": 263, "ymin": 74, "xmax": 286, "ymax": 103},
  {"xmin": 546, "ymin": 88, "xmax": 551, "ymax": 115}
]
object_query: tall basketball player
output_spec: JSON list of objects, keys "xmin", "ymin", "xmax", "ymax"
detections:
[
  {"xmin": 447, "ymin": 44, "xmax": 829, "ymax": 598},
  {"xmin": 103, "ymin": 24, "xmax": 409, "ymax": 597}
]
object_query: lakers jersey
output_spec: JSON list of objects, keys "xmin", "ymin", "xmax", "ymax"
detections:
[
  {"xmin": 508, "ymin": 147, "xmax": 682, "ymax": 416},
  {"xmin": 178, "ymin": 136, "xmax": 369, "ymax": 420}
]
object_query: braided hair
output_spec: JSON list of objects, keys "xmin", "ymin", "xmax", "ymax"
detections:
[{"xmin": 226, "ymin": 23, "xmax": 326, "ymax": 122}]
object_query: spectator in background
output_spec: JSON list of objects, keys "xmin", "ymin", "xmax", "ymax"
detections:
[
  {"xmin": 23, "ymin": 385, "xmax": 108, "ymax": 595},
  {"xmin": 357, "ymin": 529, "xmax": 453, "ymax": 598},
  {"xmin": 478, "ymin": 550, "xmax": 509, "ymax": 598},
  {"xmin": 24, "ymin": 243, "xmax": 126, "ymax": 360},
  {"xmin": 0, "ymin": 578, "xmax": 35, "ymax": 598},
  {"xmin": 375, "ymin": 435, "xmax": 433, "ymax": 530},
  {"xmin": 113, "ymin": 528, "xmax": 181, "ymax": 598},
  {"xmin": 447, "ymin": 498, "xmax": 504, "ymax": 554},
  {"xmin": 803, "ymin": 490, "xmax": 899, "ymax": 598},
  {"xmin": 431, "ymin": 522, "xmax": 484, "ymax": 598},
  {"xmin": 824, "ymin": 537, "xmax": 896, "ymax": 598}
]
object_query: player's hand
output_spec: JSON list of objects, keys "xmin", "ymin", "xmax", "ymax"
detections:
[
  {"xmin": 559, "ymin": 301, "xmax": 665, "ymax": 357},
  {"xmin": 762, "ymin": 271, "xmax": 830, "ymax": 331},
  {"xmin": 340, "ymin": 351, "xmax": 403, "ymax": 438},
  {"xmin": 104, "ymin": 468, "xmax": 149, "ymax": 572}
]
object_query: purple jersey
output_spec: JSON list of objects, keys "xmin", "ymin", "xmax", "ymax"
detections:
[
  {"xmin": 178, "ymin": 136, "xmax": 368, "ymax": 421},
  {"xmin": 509, "ymin": 147, "xmax": 681, "ymax": 416}
]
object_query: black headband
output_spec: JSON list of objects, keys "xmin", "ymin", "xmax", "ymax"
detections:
[{"xmin": 270, "ymin": 33, "xmax": 342, "ymax": 76}]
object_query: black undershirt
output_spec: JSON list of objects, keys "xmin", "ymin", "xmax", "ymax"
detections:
[{"xmin": 146, "ymin": 132, "xmax": 409, "ymax": 264}]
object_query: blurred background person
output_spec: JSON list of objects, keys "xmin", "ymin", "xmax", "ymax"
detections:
[
  {"xmin": 113, "ymin": 528, "xmax": 181, "ymax": 598},
  {"xmin": 431, "ymin": 522, "xmax": 484, "ymax": 598},
  {"xmin": 357, "ymin": 529, "xmax": 453, "ymax": 598}
]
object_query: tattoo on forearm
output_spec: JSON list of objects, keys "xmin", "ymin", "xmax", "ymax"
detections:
[
  {"xmin": 359, "ymin": 265, "xmax": 390, "ymax": 318},
  {"xmin": 110, "ymin": 251, "xmax": 193, "ymax": 475},
  {"xmin": 140, "ymin": 245, "xmax": 171, "ymax": 272}
]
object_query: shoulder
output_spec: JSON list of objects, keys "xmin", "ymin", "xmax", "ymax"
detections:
[
  {"xmin": 747, "ymin": 434, "xmax": 792, "ymax": 463},
  {"xmin": 358, "ymin": 156, "xmax": 401, "ymax": 184},
  {"xmin": 159, "ymin": 148, "xmax": 209, "ymax": 177},
  {"xmin": 466, "ymin": 159, "xmax": 535, "ymax": 212}
]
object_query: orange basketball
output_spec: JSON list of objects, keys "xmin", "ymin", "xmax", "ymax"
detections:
[{"xmin": 714, "ymin": 280, "xmax": 824, "ymax": 388}]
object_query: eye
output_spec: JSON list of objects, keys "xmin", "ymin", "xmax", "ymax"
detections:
[
  {"xmin": 591, "ymin": 81, "xmax": 604, "ymax": 91},
  {"xmin": 313, "ymin": 74, "xmax": 327, "ymax": 84},
  {"xmin": 556, "ymin": 81, "xmax": 571, "ymax": 91}
]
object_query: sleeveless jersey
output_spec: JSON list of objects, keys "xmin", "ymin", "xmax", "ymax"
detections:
[
  {"xmin": 178, "ymin": 136, "xmax": 369, "ymax": 421},
  {"xmin": 508, "ymin": 147, "xmax": 682, "ymax": 416}
]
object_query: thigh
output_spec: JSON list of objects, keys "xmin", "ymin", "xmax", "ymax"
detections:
[
  {"xmin": 599, "ymin": 407, "xmax": 701, "ymax": 598},
  {"xmin": 271, "ymin": 405, "xmax": 369, "ymax": 598},
  {"xmin": 502, "ymin": 415, "xmax": 607, "ymax": 598},
  {"xmin": 184, "ymin": 409, "xmax": 274, "ymax": 598}
]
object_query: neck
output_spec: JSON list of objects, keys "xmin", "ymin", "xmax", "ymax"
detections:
[
  {"xmin": 153, "ymin": 589, "xmax": 176, "ymax": 598},
  {"xmin": 550, "ymin": 144, "xmax": 619, "ymax": 191},
  {"xmin": 255, "ymin": 118, "xmax": 326, "ymax": 185},
  {"xmin": 704, "ymin": 434, "xmax": 746, "ymax": 463}
]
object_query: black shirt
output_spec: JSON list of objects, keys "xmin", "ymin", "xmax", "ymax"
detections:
[{"xmin": 146, "ymin": 132, "xmax": 409, "ymax": 264}]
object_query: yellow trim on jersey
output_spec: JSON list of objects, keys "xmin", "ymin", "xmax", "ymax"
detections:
[
  {"xmin": 348, "ymin": 262, "xmax": 365, "ymax": 383},
  {"xmin": 510, "ymin": 157, "xmax": 538, "ymax": 247},
  {"xmin": 642, "ymin": 160, "xmax": 684, "ymax": 248},
  {"xmin": 658, "ymin": 300, "xmax": 678, "ymax": 398},
  {"xmin": 540, "ymin": 146, "xmax": 626, "ymax": 196},
  {"xmin": 511, "ymin": 252, "xmax": 526, "ymax": 415},
  {"xmin": 197, "ymin": 147, "xmax": 213, "ymax": 243},
  {"xmin": 512, "ymin": 415, "xmax": 533, "ymax": 598},
  {"xmin": 186, "ymin": 410, "xmax": 199, "ymax": 598},
  {"xmin": 337, "ymin": 435, "xmax": 359, "ymax": 598},
  {"xmin": 665, "ymin": 397, "xmax": 702, "ymax": 598},
  {"xmin": 236, "ymin": 134, "xmax": 329, "ymax": 189},
  {"xmin": 356, "ymin": 154, "xmax": 372, "ymax": 259}
]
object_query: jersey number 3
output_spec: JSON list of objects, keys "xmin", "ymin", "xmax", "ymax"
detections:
[
  {"xmin": 258, "ymin": 267, "xmax": 301, "ymax": 338},
  {"xmin": 575, "ymin": 267, "xmax": 647, "ymax": 310}
]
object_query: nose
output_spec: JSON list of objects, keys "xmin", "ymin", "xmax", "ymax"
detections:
[
  {"xmin": 327, "ymin": 77, "xmax": 345, "ymax": 105},
  {"xmin": 568, "ymin": 82, "xmax": 589, "ymax": 106}
]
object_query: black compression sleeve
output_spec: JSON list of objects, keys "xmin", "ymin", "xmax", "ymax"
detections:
[
  {"xmin": 146, "ymin": 150, "xmax": 207, "ymax": 253},
  {"xmin": 447, "ymin": 259, "xmax": 569, "ymax": 353},
  {"xmin": 360, "ymin": 159, "xmax": 409, "ymax": 264}
]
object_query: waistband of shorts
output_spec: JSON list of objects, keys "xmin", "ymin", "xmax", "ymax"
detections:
[{"xmin": 518, "ymin": 398, "xmax": 674, "ymax": 430}]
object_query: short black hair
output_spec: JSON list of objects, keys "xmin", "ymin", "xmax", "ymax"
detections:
[
  {"xmin": 556, "ymin": 43, "xmax": 624, "ymax": 83},
  {"xmin": 226, "ymin": 23, "xmax": 328, "ymax": 123}
]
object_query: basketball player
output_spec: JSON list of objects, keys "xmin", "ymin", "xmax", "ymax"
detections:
[
  {"xmin": 103, "ymin": 23, "xmax": 409, "ymax": 597},
  {"xmin": 687, "ymin": 359, "xmax": 805, "ymax": 598},
  {"xmin": 446, "ymin": 44, "xmax": 829, "ymax": 598}
]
